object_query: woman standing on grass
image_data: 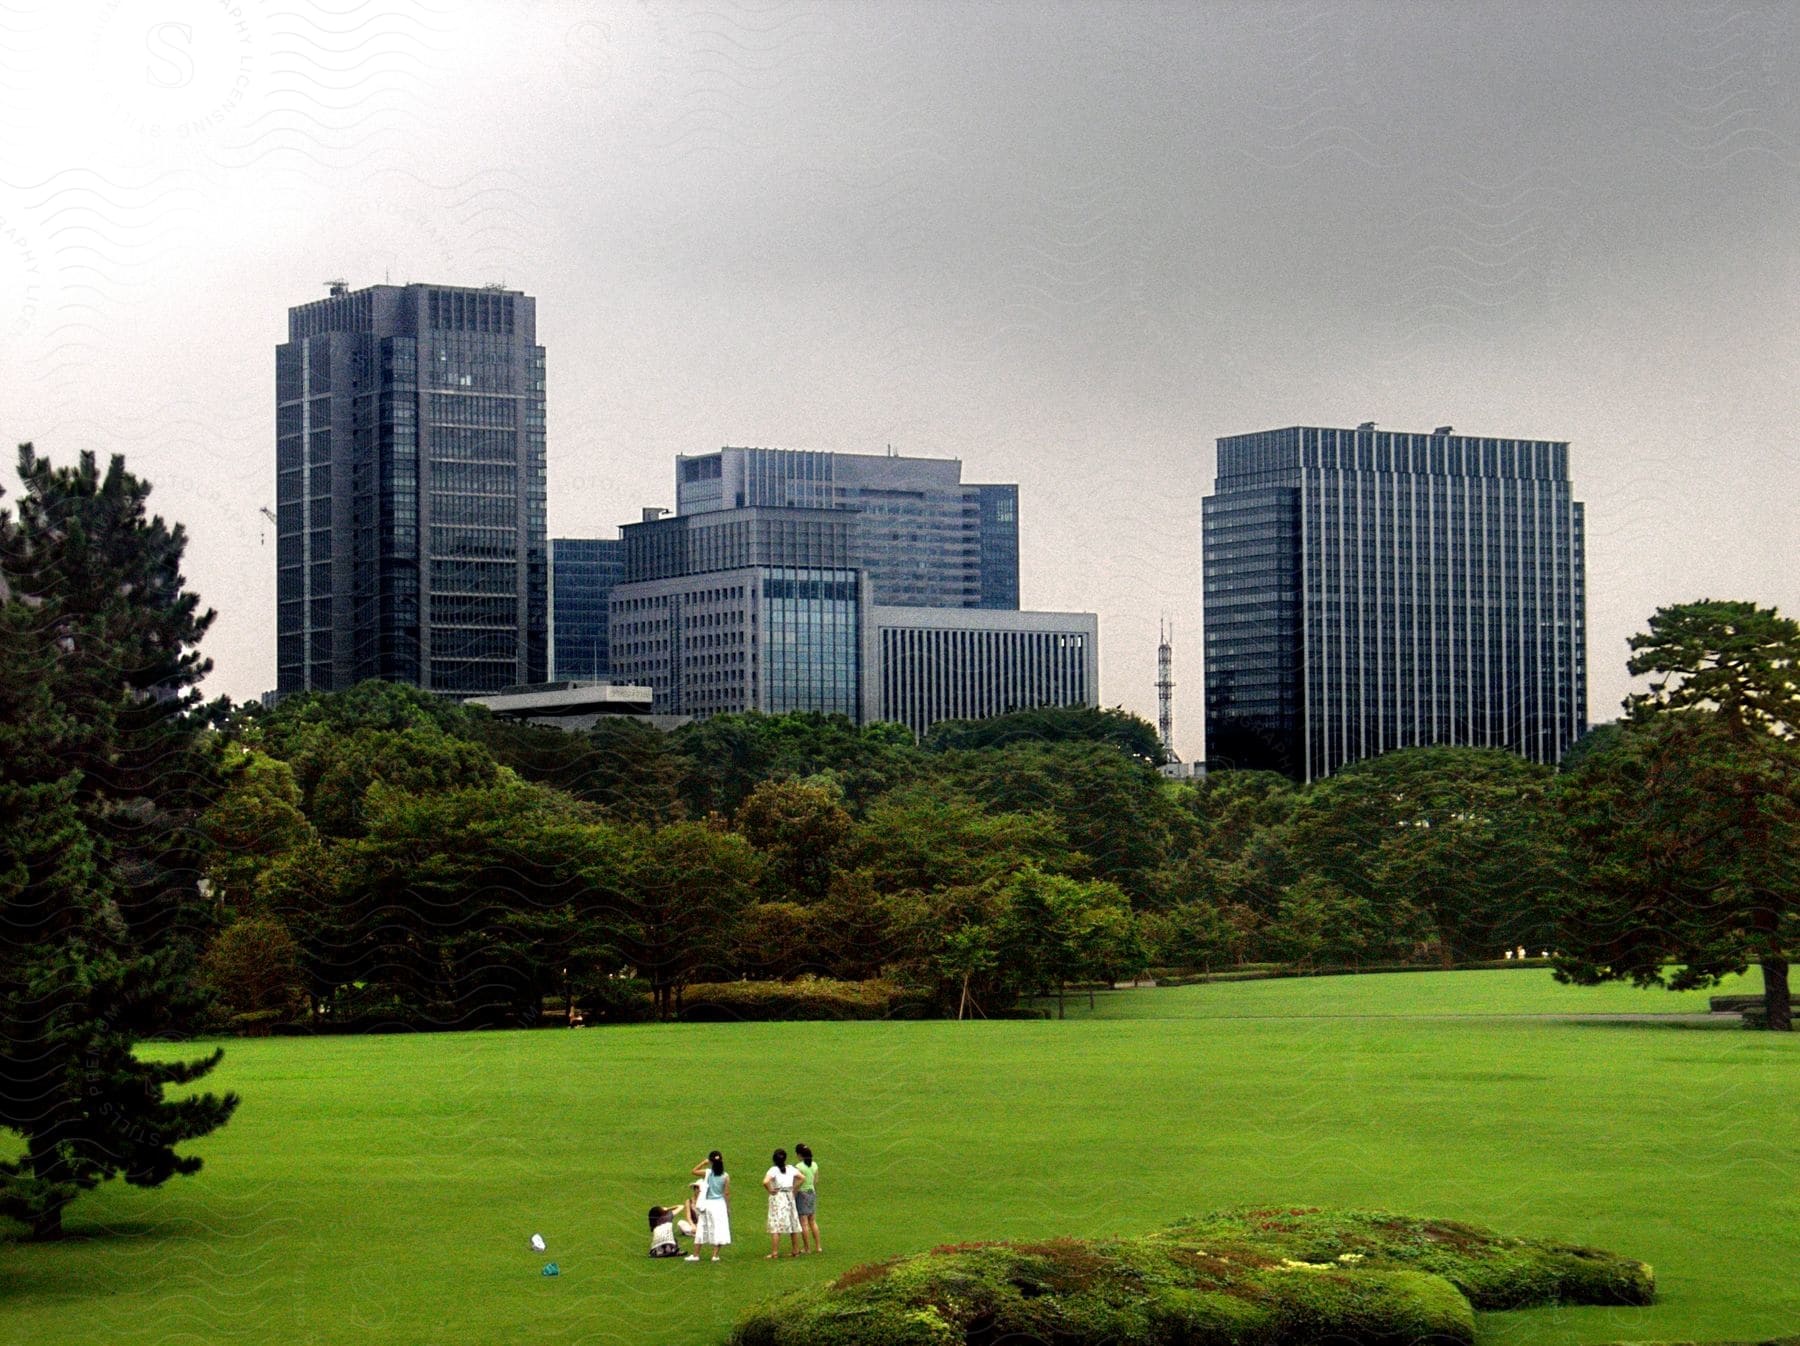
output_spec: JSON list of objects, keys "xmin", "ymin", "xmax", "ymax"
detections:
[
  {"xmin": 763, "ymin": 1149, "xmax": 803, "ymax": 1259},
  {"xmin": 688, "ymin": 1151, "xmax": 730, "ymax": 1262},
  {"xmin": 792, "ymin": 1143, "xmax": 821, "ymax": 1255}
]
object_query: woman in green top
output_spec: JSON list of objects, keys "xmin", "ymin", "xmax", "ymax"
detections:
[{"xmin": 792, "ymin": 1143, "xmax": 820, "ymax": 1254}]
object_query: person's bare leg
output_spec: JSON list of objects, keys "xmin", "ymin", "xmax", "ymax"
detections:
[{"xmin": 767, "ymin": 1232, "xmax": 779, "ymax": 1259}]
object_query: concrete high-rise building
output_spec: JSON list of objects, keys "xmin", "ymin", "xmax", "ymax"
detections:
[
  {"xmin": 1202, "ymin": 424, "xmax": 1586, "ymax": 780},
  {"xmin": 674, "ymin": 446, "xmax": 1019, "ymax": 610},
  {"xmin": 607, "ymin": 491, "xmax": 1095, "ymax": 733},
  {"xmin": 549, "ymin": 536, "xmax": 623, "ymax": 681},
  {"xmin": 608, "ymin": 507, "xmax": 872, "ymax": 721},
  {"xmin": 275, "ymin": 282, "xmax": 546, "ymax": 697}
]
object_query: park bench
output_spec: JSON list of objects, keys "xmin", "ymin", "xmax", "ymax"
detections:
[
  {"xmin": 1709, "ymin": 994, "xmax": 1766, "ymax": 1027},
  {"xmin": 1709, "ymin": 994, "xmax": 1765, "ymax": 1012}
]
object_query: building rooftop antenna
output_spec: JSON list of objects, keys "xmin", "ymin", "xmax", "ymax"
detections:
[
  {"xmin": 1157, "ymin": 618, "xmax": 1178, "ymax": 763},
  {"xmin": 324, "ymin": 278, "xmax": 349, "ymax": 297}
]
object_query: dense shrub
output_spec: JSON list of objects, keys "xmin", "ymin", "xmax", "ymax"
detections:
[
  {"xmin": 1157, "ymin": 1208, "xmax": 1654, "ymax": 1310},
  {"xmin": 573, "ymin": 975, "xmax": 655, "ymax": 1024},
  {"xmin": 676, "ymin": 976, "xmax": 933, "ymax": 1023},
  {"xmin": 730, "ymin": 1233, "xmax": 1471, "ymax": 1346},
  {"xmin": 730, "ymin": 1208, "xmax": 1653, "ymax": 1346}
]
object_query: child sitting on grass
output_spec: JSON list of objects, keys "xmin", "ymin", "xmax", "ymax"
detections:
[{"xmin": 648, "ymin": 1200, "xmax": 693, "ymax": 1258}]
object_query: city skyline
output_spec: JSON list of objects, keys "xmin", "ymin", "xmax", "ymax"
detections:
[{"xmin": 2, "ymin": 3, "xmax": 1796, "ymax": 760}]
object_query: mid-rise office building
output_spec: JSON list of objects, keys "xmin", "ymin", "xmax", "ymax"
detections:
[
  {"xmin": 549, "ymin": 536, "xmax": 623, "ymax": 680},
  {"xmin": 1202, "ymin": 424, "xmax": 1586, "ymax": 780},
  {"xmin": 275, "ymin": 282, "xmax": 546, "ymax": 696},
  {"xmin": 674, "ymin": 446, "xmax": 1019, "ymax": 609},
  {"xmin": 607, "ymin": 492, "xmax": 1095, "ymax": 733},
  {"xmin": 608, "ymin": 507, "xmax": 872, "ymax": 720},
  {"xmin": 872, "ymin": 606, "xmax": 1098, "ymax": 738}
]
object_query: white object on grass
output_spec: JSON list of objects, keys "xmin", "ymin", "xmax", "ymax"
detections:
[{"xmin": 531, "ymin": 1233, "xmax": 547, "ymax": 1252}]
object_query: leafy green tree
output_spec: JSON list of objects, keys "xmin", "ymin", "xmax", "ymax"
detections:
[
  {"xmin": 0, "ymin": 445, "xmax": 238, "ymax": 1239},
  {"xmin": 200, "ymin": 749, "xmax": 315, "ymax": 911},
  {"xmin": 937, "ymin": 925, "xmax": 998, "ymax": 1020},
  {"xmin": 728, "ymin": 901, "xmax": 813, "ymax": 980},
  {"xmin": 279, "ymin": 724, "xmax": 499, "ymax": 839},
  {"xmin": 1180, "ymin": 770, "xmax": 1298, "ymax": 864},
  {"xmin": 881, "ymin": 881, "xmax": 1012, "ymax": 1013},
  {"xmin": 614, "ymin": 821, "xmax": 761, "ymax": 1019},
  {"xmin": 670, "ymin": 711, "xmax": 918, "ymax": 816},
  {"xmin": 847, "ymin": 781, "xmax": 1073, "ymax": 896},
  {"xmin": 735, "ymin": 777, "xmax": 851, "ymax": 902},
  {"xmin": 474, "ymin": 715, "xmax": 684, "ymax": 824},
  {"xmin": 924, "ymin": 705, "xmax": 1167, "ymax": 765},
  {"xmin": 332, "ymin": 776, "xmax": 611, "ymax": 1028},
  {"xmin": 930, "ymin": 740, "xmax": 1184, "ymax": 901},
  {"xmin": 1624, "ymin": 599, "xmax": 1799, "ymax": 733},
  {"xmin": 1281, "ymin": 748, "xmax": 1560, "ymax": 966},
  {"xmin": 198, "ymin": 915, "xmax": 305, "ymax": 1029},
  {"xmin": 1137, "ymin": 899, "xmax": 1255, "ymax": 971},
  {"xmin": 248, "ymin": 677, "xmax": 477, "ymax": 754},
  {"xmin": 805, "ymin": 868, "xmax": 896, "ymax": 981},
  {"xmin": 1557, "ymin": 601, "xmax": 1800, "ymax": 1029},
  {"xmin": 997, "ymin": 865, "xmax": 1137, "ymax": 1017}
]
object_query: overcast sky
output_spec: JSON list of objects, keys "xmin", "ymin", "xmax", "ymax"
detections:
[{"xmin": 2, "ymin": 0, "xmax": 1795, "ymax": 759}]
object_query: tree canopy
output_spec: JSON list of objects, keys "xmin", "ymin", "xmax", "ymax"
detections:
[{"xmin": 0, "ymin": 446, "xmax": 239, "ymax": 1239}]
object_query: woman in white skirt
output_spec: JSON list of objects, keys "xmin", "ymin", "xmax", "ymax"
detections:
[
  {"xmin": 687, "ymin": 1151, "xmax": 730, "ymax": 1262},
  {"xmin": 763, "ymin": 1148, "xmax": 804, "ymax": 1259}
]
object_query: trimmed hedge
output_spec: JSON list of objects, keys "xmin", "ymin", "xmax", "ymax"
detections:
[
  {"xmin": 729, "ymin": 1207, "xmax": 1653, "ymax": 1346},
  {"xmin": 1147, "ymin": 958, "xmax": 1555, "ymax": 987},
  {"xmin": 676, "ymin": 977, "xmax": 934, "ymax": 1023}
]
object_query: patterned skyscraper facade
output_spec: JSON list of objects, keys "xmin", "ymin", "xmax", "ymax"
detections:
[
  {"xmin": 276, "ymin": 283, "xmax": 546, "ymax": 697},
  {"xmin": 674, "ymin": 446, "xmax": 1019, "ymax": 610},
  {"xmin": 1203, "ymin": 425, "xmax": 1586, "ymax": 780}
]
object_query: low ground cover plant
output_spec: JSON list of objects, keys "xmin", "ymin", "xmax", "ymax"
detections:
[{"xmin": 729, "ymin": 1206, "xmax": 1653, "ymax": 1346}]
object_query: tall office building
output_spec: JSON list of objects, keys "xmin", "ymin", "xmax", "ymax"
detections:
[
  {"xmin": 276, "ymin": 282, "xmax": 546, "ymax": 697},
  {"xmin": 549, "ymin": 536, "xmax": 623, "ymax": 680},
  {"xmin": 1202, "ymin": 424, "xmax": 1586, "ymax": 781},
  {"xmin": 674, "ymin": 447, "xmax": 1019, "ymax": 609}
]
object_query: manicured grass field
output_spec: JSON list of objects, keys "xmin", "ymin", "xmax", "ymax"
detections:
[{"xmin": 2, "ymin": 970, "xmax": 1793, "ymax": 1346}]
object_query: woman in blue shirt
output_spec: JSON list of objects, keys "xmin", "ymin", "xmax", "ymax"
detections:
[{"xmin": 687, "ymin": 1151, "xmax": 731, "ymax": 1262}]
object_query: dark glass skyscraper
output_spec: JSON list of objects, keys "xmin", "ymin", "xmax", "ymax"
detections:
[
  {"xmin": 673, "ymin": 446, "xmax": 1019, "ymax": 610},
  {"xmin": 550, "ymin": 537, "xmax": 623, "ymax": 680},
  {"xmin": 275, "ymin": 283, "xmax": 546, "ymax": 697},
  {"xmin": 1203, "ymin": 425, "xmax": 1586, "ymax": 780}
]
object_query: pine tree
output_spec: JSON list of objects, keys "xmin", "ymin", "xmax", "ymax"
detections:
[{"xmin": 0, "ymin": 446, "xmax": 239, "ymax": 1239}]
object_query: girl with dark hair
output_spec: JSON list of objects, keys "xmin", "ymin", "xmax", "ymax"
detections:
[
  {"xmin": 763, "ymin": 1148, "xmax": 803, "ymax": 1259},
  {"xmin": 647, "ymin": 1205, "xmax": 685, "ymax": 1258},
  {"xmin": 792, "ymin": 1143, "xmax": 820, "ymax": 1254},
  {"xmin": 688, "ymin": 1151, "xmax": 731, "ymax": 1262}
]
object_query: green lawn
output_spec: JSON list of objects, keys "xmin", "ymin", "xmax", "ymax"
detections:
[
  {"xmin": 1, "ymin": 970, "xmax": 1793, "ymax": 1346},
  {"xmin": 1039, "ymin": 965, "xmax": 1763, "ymax": 1019}
]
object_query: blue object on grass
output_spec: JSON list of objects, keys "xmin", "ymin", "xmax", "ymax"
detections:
[{"xmin": 542, "ymin": 1262, "xmax": 560, "ymax": 1277}]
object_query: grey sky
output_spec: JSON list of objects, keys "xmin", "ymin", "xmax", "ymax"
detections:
[{"xmin": 2, "ymin": 0, "xmax": 1795, "ymax": 760}]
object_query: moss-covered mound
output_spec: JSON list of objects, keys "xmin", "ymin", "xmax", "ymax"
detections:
[
  {"xmin": 728, "ymin": 1207, "xmax": 1655, "ymax": 1346},
  {"xmin": 1157, "ymin": 1207, "xmax": 1655, "ymax": 1310}
]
